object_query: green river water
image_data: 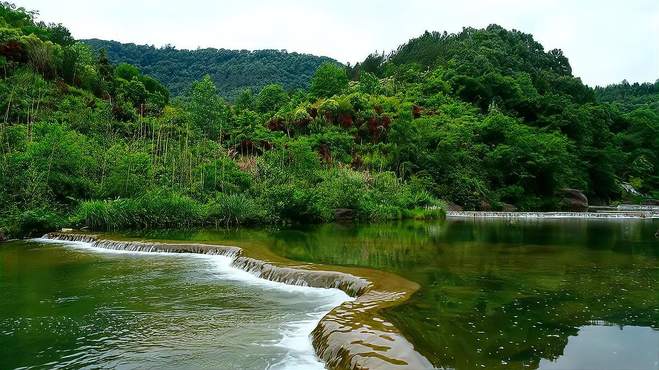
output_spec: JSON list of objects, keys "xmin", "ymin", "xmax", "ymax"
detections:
[{"xmin": 1, "ymin": 218, "xmax": 658, "ymax": 369}]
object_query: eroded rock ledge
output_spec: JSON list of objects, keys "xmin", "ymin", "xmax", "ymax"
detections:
[{"xmin": 43, "ymin": 232, "xmax": 433, "ymax": 370}]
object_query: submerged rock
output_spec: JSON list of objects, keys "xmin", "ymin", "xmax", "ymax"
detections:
[{"xmin": 560, "ymin": 188, "xmax": 588, "ymax": 212}]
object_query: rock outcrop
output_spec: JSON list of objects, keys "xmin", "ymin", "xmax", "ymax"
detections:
[
  {"xmin": 560, "ymin": 188, "xmax": 588, "ymax": 212},
  {"xmin": 501, "ymin": 202, "xmax": 517, "ymax": 212}
]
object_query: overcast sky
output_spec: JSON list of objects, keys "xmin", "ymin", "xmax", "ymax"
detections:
[{"xmin": 14, "ymin": 0, "xmax": 659, "ymax": 87}]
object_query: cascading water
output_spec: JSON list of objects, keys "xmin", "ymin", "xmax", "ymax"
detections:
[
  {"xmin": 32, "ymin": 233, "xmax": 355, "ymax": 370},
  {"xmin": 35, "ymin": 232, "xmax": 434, "ymax": 370},
  {"xmin": 41, "ymin": 232, "xmax": 371, "ymax": 296}
]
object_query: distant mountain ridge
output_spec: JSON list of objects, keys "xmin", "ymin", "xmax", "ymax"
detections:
[{"xmin": 83, "ymin": 39, "xmax": 337, "ymax": 98}]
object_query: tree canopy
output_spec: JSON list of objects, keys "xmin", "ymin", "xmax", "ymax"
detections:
[
  {"xmin": 1, "ymin": 3, "xmax": 657, "ymax": 238},
  {"xmin": 83, "ymin": 38, "xmax": 335, "ymax": 99}
]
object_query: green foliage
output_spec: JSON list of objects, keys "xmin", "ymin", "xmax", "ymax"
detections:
[
  {"xmin": 4, "ymin": 207, "xmax": 65, "ymax": 237},
  {"xmin": 1, "ymin": 4, "xmax": 657, "ymax": 237},
  {"xmin": 115, "ymin": 62, "xmax": 139, "ymax": 81},
  {"xmin": 310, "ymin": 62, "xmax": 349, "ymax": 98},
  {"xmin": 207, "ymin": 193, "xmax": 265, "ymax": 226},
  {"xmin": 83, "ymin": 38, "xmax": 335, "ymax": 99},
  {"xmin": 256, "ymin": 83, "xmax": 289, "ymax": 113},
  {"xmin": 194, "ymin": 156, "xmax": 251, "ymax": 194},
  {"xmin": 186, "ymin": 75, "xmax": 228, "ymax": 137},
  {"xmin": 356, "ymin": 72, "xmax": 377, "ymax": 94},
  {"xmin": 74, "ymin": 190, "xmax": 206, "ymax": 230}
]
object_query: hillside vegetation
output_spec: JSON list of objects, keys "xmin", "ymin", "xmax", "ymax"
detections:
[
  {"xmin": 83, "ymin": 39, "xmax": 335, "ymax": 98},
  {"xmin": 1, "ymin": 3, "xmax": 657, "ymax": 238}
]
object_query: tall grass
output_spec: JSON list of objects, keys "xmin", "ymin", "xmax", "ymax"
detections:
[
  {"xmin": 207, "ymin": 193, "xmax": 266, "ymax": 226},
  {"xmin": 74, "ymin": 190, "xmax": 206, "ymax": 230}
]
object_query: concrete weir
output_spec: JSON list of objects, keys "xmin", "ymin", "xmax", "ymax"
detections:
[
  {"xmin": 42, "ymin": 232, "xmax": 434, "ymax": 370},
  {"xmin": 446, "ymin": 211, "xmax": 659, "ymax": 219}
]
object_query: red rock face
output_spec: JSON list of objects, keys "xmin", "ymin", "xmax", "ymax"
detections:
[
  {"xmin": 260, "ymin": 140, "xmax": 273, "ymax": 150},
  {"xmin": 367, "ymin": 116, "xmax": 378, "ymax": 135},
  {"xmin": 239, "ymin": 140, "xmax": 257, "ymax": 154},
  {"xmin": 236, "ymin": 140, "xmax": 273, "ymax": 155},
  {"xmin": 365, "ymin": 115, "xmax": 392, "ymax": 143},
  {"xmin": 323, "ymin": 111, "xmax": 334, "ymax": 122}
]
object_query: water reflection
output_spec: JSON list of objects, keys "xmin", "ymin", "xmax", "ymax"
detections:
[
  {"xmin": 539, "ymin": 325, "xmax": 659, "ymax": 370},
  {"xmin": 266, "ymin": 219, "xmax": 659, "ymax": 370},
  {"xmin": 119, "ymin": 219, "xmax": 659, "ymax": 370}
]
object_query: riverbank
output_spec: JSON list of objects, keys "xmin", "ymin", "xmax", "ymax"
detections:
[{"xmin": 41, "ymin": 232, "xmax": 433, "ymax": 370}]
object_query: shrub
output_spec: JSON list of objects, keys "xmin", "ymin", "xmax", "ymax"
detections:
[
  {"xmin": 74, "ymin": 190, "xmax": 206, "ymax": 230},
  {"xmin": 207, "ymin": 193, "xmax": 265, "ymax": 226},
  {"xmin": 8, "ymin": 207, "xmax": 65, "ymax": 237}
]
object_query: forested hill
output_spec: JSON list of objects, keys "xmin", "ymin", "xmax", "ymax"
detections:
[
  {"xmin": 83, "ymin": 39, "xmax": 336, "ymax": 98},
  {"xmin": 595, "ymin": 80, "xmax": 659, "ymax": 112},
  {"xmin": 2, "ymin": 1, "xmax": 658, "ymax": 238}
]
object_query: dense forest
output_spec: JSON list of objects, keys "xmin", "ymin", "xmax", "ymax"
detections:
[
  {"xmin": 83, "ymin": 38, "xmax": 334, "ymax": 99},
  {"xmin": 595, "ymin": 80, "xmax": 659, "ymax": 112},
  {"xmin": 1, "ymin": 3, "xmax": 657, "ymax": 238}
]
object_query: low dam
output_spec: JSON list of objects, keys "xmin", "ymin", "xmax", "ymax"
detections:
[
  {"xmin": 446, "ymin": 211, "xmax": 659, "ymax": 219},
  {"xmin": 40, "ymin": 232, "xmax": 433, "ymax": 370}
]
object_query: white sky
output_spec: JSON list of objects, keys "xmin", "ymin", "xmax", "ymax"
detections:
[{"xmin": 13, "ymin": 0, "xmax": 659, "ymax": 87}]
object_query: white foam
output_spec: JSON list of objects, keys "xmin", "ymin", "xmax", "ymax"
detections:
[{"xmin": 30, "ymin": 237, "xmax": 352, "ymax": 370}]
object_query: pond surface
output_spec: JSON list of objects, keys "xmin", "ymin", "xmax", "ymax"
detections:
[{"xmin": 1, "ymin": 218, "xmax": 658, "ymax": 370}]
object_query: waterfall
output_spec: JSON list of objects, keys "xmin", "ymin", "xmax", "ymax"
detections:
[
  {"xmin": 43, "ymin": 232, "xmax": 369, "ymax": 297},
  {"xmin": 39, "ymin": 232, "xmax": 431, "ymax": 369}
]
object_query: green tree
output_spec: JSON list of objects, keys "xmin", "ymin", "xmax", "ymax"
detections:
[
  {"xmin": 187, "ymin": 75, "xmax": 228, "ymax": 138},
  {"xmin": 256, "ymin": 83, "xmax": 289, "ymax": 113},
  {"xmin": 310, "ymin": 62, "xmax": 349, "ymax": 98}
]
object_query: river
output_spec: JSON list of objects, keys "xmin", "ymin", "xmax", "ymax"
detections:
[{"xmin": 1, "ymin": 218, "xmax": 657, "ymax": 369}]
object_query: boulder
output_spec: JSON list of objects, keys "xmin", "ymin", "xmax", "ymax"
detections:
[
  {"xmin": 335, "ymin": 208, "xmax": 355, "ymax": 221},
  {"xmin": 501, "ymin": 203, "xmax": 518, "ymax": 212},
  {"xmin": 0, "ymin": 230, "xmax": 6, "ymax": 242},
  {"xmin": 445, "ymin": 201, "xmax": 463, "ymax": 212},
  {"xmin": 560, "ymin": 188, "xmax": 588, "ymax": 212},
  {"xmin": 479, "ymin": 200, "xmax": 492, "ymax": 211}
]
